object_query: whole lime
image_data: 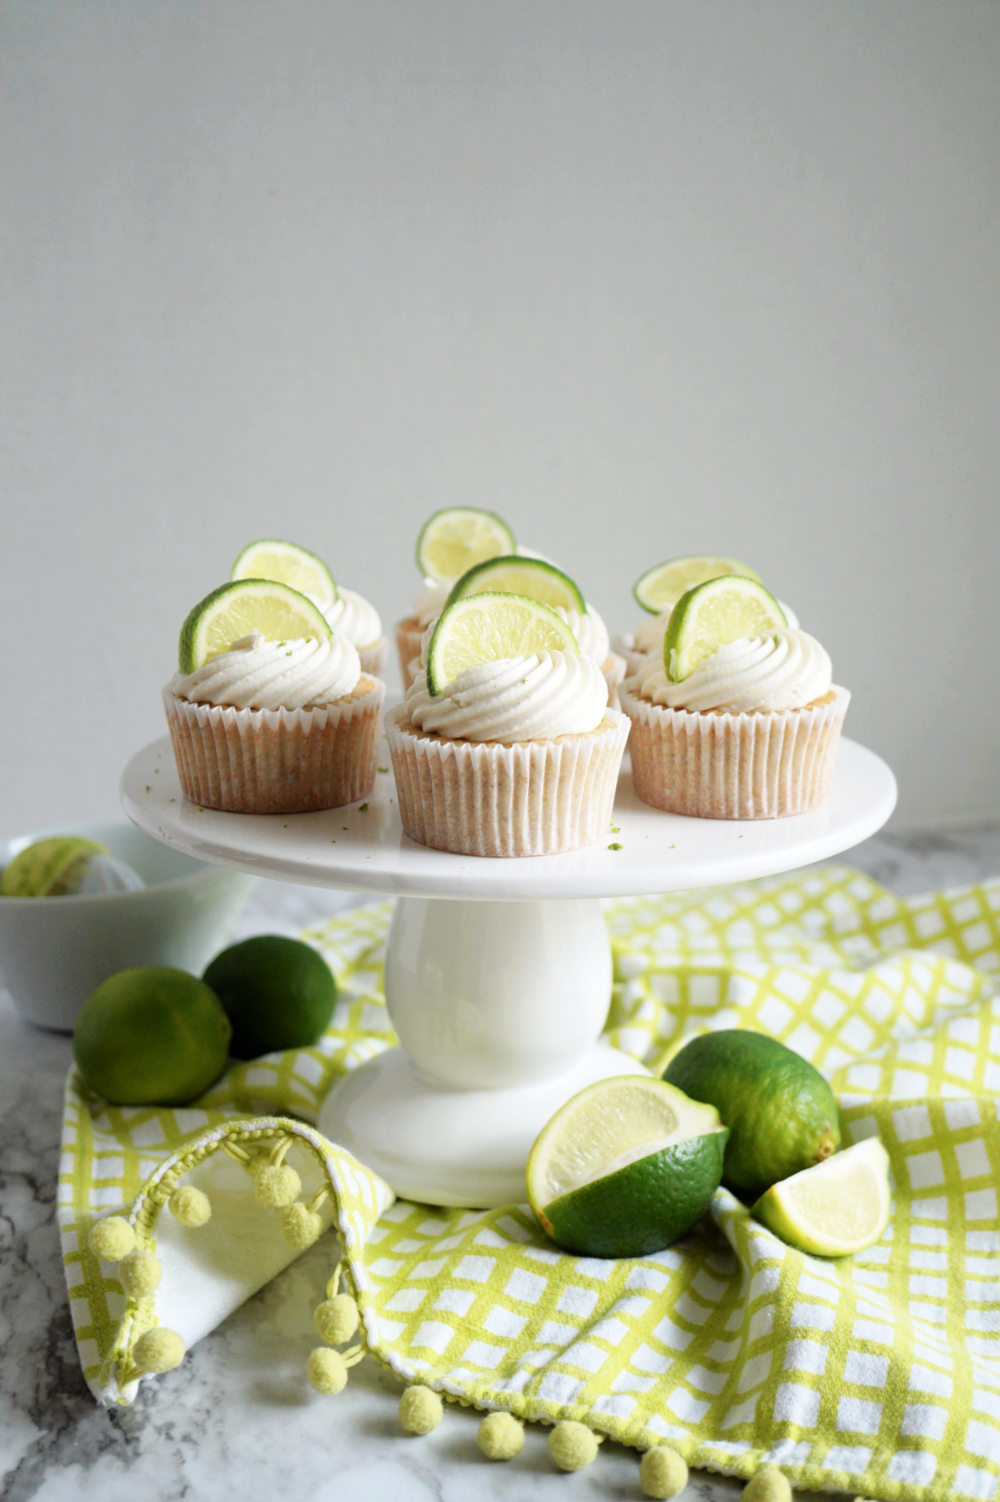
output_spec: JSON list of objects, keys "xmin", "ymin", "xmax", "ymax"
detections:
[
  {"xmin": 663, "ymin": 1029, "xmax": 840, "ymax": 1201},
  {"xmin": 74, "ymin": 967, "xmax": 231, "ymax": 1105},
  {"xmin": 202, "ymin": 935, "xmax": 336, "ymax": 1059}
]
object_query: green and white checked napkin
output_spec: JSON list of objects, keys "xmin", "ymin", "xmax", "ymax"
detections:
[{"xmin": 59, "ymin": 865, "xmax": 1000, "ymax": 1501}]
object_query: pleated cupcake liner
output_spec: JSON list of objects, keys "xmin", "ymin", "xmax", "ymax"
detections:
[
  {"xmin": 385, "ymin": 707, "xmax": 631, "ymax": 857},
  {"xmin": 619, "ymin": 682, "xmax": 850, "ymax": 820},
  {"xmin": 163, "ymin": 677, "xmax": 385, "ymax": 815},
  {"xmin": 357, "ymin": 636, "xmax": 389, "ymax": 679},
  {"xmin": 395, "ymin": 618, "xmax": 425, "ymax": 685}
]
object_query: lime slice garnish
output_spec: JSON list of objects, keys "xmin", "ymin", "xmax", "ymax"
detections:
[
  {"xmin": 633, "ymin": 555, "xmax": 761, "ymax": 615},
  {"xmin": 752, "ymin": 1138, "xmax": 891, "ymax": 1257},
  {"xmin": 526, "ymin": 1075, "xmax": 728, "ymax": 1259},
  {"xmin": 178, "ymin": 580, "xmax": 331, "ymax": 673},
  {"xmin": 446, "ymin": 555, "xmax": 585, "ymax": 615},
  {"xmin": 416, "ymin": 507, "xmax": 516, "ymax": 584},
  {"xmin": 231, "ymin": 538, "xmax": 337, "ymax": 608},
  {"xmin": 426, "ymin": 591, "xmax": 577, "ymax": 696},
  {"xmin": 1, "ymin": 836, "xmax": 108, "ymax": 898},
  {"xmin": 663, "ymin": 576, "xmax": 787, "ymax": 682}
]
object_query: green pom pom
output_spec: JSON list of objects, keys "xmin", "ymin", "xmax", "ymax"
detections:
[
  {"xmin": 88, "ymin": 1216, "xmax": 136, "ymax": 1263},
  {"xmin": 641, "ymin": 1444, "xmax": 689, "ymax": 1499},
  {"xmin": 254, "ymin": 1163, "xmax": 302, "ymax": 1209},
  {"xmin": 314, "ymin": 1294, "xmax": 359, "ymax": 1345},
  {"xmin": 280, "ymin": 1201, "xmax": 322, "ymax": 1249},
  {"xmin": 168, "ymin": 1186, "xmax": 211, "ymax": 1227},
  {"xmin": 132, "ymin": 1328, "xmax": 185, "ymax": 1375},
  {"xmin": 307, "ymin": 1346, "xmax": 348, "ymax": 1395},
  {"xmin": 477, "ymin": 1411, "xmax": 524, "ymax": 1460},
  {"xmin": 549, "ymin": 1421, "xmax": 598, "ymax": 1472},
  {"xmin": 119, "ymin": 1249, "xmax": 162, "ymax": 1299},
  {"xmin": 744, "ymin": 1466, "xmax": 792, "ymax": 1502},
  {"xmin": 399, "ymin": 1385, "xmax": 443, "ymax": 1434}
]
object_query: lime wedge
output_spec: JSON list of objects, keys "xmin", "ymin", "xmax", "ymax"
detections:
[
  {"xmin": 426, "ymin": 591, "xmax": 577, "ymax": 696},
  {"xmin": 1, "ymin": 836, "xmax": 108, "ymax": 898},
  {"xmin": 416, "ymin": 507, "xmax": 515, "ymax": 584},
  {"xmin": 231, "ymin": 538, "xmax": 337, "ymax": 608},
  {"xmin": 526, "ymin": 1075, "xmax": 728, "ymax": 1258},
  {"xmin": 179, "ymin": 580, "xmax": 331, "ymax": 673},
  {"xmin": 446, "ymin": 555, "xmax": 585, "ymax": 615},
  {"xmin": 634, "ymin": 555, "xmax": 761, "ymax": 614},
  {"xmin": 752, "ymin": 1138, "xmax": 891, "ymax": 1257},
  {"xmin": 664, "ymin": 576, "xmax": 787, "ymax": 682}
]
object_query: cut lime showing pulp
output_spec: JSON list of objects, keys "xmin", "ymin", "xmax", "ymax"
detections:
[
  {"xmin": 752, "ymin": 1138, "xmax": 891, "ymax": 1257},
  {"xmin": 526, "ymin": 1075, "xmax": 728, "ymax": 1259},
  {"xmin": 179, "ymin": 580, "xmax": 331, "ymax": 673},
  {"xmin": 633, "ymin": 555, "xmax": 761, "ymax": 614},
  {"xmin": 446, "ymin": 555, "xmax": 585, "ymax": 615},
  {"xmin": 426, "ymin": 591, "xmax": 577, "ymax": 696},
  {"xmin": 663, "ymin": 576, "xmax": 786, "ymax": 682},
  {"xmin": 231, "ymin": 538, "xmax": 337, "ymax": 608},
  {"xmin": 1, "ymin": 836, "xmax": 108, "ymax": 898},
  {"xmin": 416, "ymin": 507, "xmax": 515, "ymax": 584}
]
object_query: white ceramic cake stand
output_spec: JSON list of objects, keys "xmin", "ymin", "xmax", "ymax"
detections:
[{"xmin": 121, "ymin": 736, "xmax": 896, "ymax": 1208}]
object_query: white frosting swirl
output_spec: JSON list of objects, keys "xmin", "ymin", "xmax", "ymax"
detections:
[
  {"xmin": 320, "ymin": 588, "xmax": 382, "ymax": 648},
  {"xmin": 555, "ymin": 604, "xmax": 611, "ymax": 666},
  {"xmin": 406, "ymin": 652, "xmax": 608, "ymax": 742},
  {"xmin": 411, "ymin": 580, "xmax": 450, "ymax": 627},
  {"xmin": 633, "ymin": 628, "xmax": 832, "ymax": 713},
  {"xmin": 173, "ymin": 631, "xmax": 361, "ymax": 710}
]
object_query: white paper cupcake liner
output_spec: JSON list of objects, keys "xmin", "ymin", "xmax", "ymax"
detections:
[
  {"xmin": 358, "ymin": 636, "xmax": 389, "ymax": 679},
  {"xmin": 385, "ymin": 707, "xmax": 630, "ymax": 857},
  {"xmin": 395, "ymin": 618, "xmax": 425, "ymax": 685},
  {"xmin": 619, "ymin": 682, "xmax": 850, "ymax": 820},
  {"xmin": 164, "ymin": 677, "xmax": 384, "ymax": 814}
]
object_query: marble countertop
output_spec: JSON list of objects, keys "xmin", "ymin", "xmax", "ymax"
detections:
[{"xmin": 2, "ymin": 823, "xmax": 999, "ymax": 1501}]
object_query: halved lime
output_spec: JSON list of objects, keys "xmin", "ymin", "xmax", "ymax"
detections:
[
  {"xmin": 527, "ymin": 1075, "xmax": 728, "ymax": 1259},
  {"xmin": 1, "ymin": 837, "xmax": 108, "ymax": 898},
  {"xmin": 446, "ymin": 555, "xmax": 585, "ymax": 615},
  {"xmin": 178, "ymin": 580, "xmax": 331, "ymax": 673},
  {"xmin": 426, "ymin": 591, "xmax": 577, "ymax": 696},
  {"xmin": 752, "ymin": 1138, "xmax": 891, "ymax": 1257},
  {"xmin": 664, "ymin": 576, "xmax": 787, "ymax": 682},
  {"xmin": 633, "ymin": 555, "xmax": 761, "ymax": 615},
  {"xmin": 231, "ymin": 538, "xmax": 337, "ymax": 608},
  {"xmin": 416, "ymin": 507, "xmax": 515, "ymax": 584}
]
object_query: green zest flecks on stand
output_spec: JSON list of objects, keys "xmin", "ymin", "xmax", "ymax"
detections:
[{"xmin": 59, "ymin": 867, "xmax": 1000, "ymax": 1502}]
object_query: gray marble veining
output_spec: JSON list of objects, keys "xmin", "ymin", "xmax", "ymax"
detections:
[{"xmin": 2, "ymin": 824, "xmax": 999, "ymax": 1501}]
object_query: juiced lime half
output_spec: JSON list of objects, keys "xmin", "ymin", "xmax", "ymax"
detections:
[
  {"xmin": 446, "ymin": 555, "xmax": 585, "ymax": 615},
  {"xmin": 633, "ymin": 555, "xmax": 761, "ymax": 614},
  {"xmin": 1, "ymin": 837, "xmax": 108, "ymax": 898},
  {"xmin": 231, "ymin": 538, "xmax": 337, "ymax": 609},
  {"xmin": 179, "ymin": 580, "xmax": 331, "ymax": 673},
  {"xmin": 426, "ymin": 591, "xmax": 577, "ymax": 696},
  {"xmin": 752, "ymin": 1138, "xmax": 891, "ymax": 1257},
  {"xmin": 527, "ymin": 1075, "xmax": 728, "ymax": 1259},
  {"xmin": 416, "ymin": 507, "xmax": 515, "ymax": 584},
  {"xmin": 663, "ymin": 576, "xmax": 786, "ymax": 682}
]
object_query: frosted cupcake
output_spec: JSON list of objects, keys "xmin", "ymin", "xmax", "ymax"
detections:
[
  {"xmin": 164, "ymin": 581, "xmax": 383, "ymax": 814},
  {"xmin": 619, "ymin": 578, "xmax": 847, "ymax": 820},
  {"xmin": 320, "ymin": 588, "xmax": 388, "ymax": 678},
  {"xmin": 387, "ymin": 592, "xmax": 629, "ymax": 857}
]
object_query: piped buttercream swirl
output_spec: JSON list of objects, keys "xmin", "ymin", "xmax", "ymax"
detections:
[
  {"xmin": 172, "ymin": 631, "xmax": 361, "ymax": 710},
  {"xmin": 406, "ymin": 652, "xmax": 608, "ymax": 742},
  {"xmin": 411, "ymin": 580, "xmax": 450, "ymax": 628},
  {"xmin": 556, "ymin": 604, "xmax": 611, "ymax": 667},
  {"xmin": 321, "ymin": 588, "xmax": 382, "ymax": 648},
  {"xmin": 633, "ymin": 628, "xmax": 832, "ymax": 714}
]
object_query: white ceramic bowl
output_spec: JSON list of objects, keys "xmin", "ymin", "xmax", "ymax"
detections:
[{"xmin": 0, "ymin": 819, "xmax": 256, "ymax": 1031}]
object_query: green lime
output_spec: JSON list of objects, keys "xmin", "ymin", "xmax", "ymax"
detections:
[
  {"xmin": 74, "ymin": 967, "xmax": 231, "ymax": 1105},
  {"xmin": 663, "ymin": 1029, "xmax": 840, "ymax": 1201},
  {"xmin": 202, "ymin": 935, "xmax": 336, "ymax": 1059},
  {"xmin": 752, "ymin": 1138, "xmax": 891, "ymax": 1257},
  {"xmin": 526, "ymin": 1075, "xmax": 728, "ymax": 1258},
  {"xmin": 633, "ymin": 555, "xmax": 761, "ymax": 615},
  {"xmin": 416, "ymin": 507, "xmax": 515, "ymax": 584},
  {"xmin": 231, "ymin": 538, "xmax": 337, "ymax": 609},
  {"xmin": 662, "ymin": 576, "xmax": 786, "ymax": 682},
  {"xmin": 178, "ymin": 579, "xmax": 331, "ymax": 673},
  {"xmin": 446, "ymin": 556, "xmax": 585, "ymax": 615},
  {"xmin": 426, "ymin": 591, "xmax": 578, "ymax": 696},
  {"xmin": 1, "ymin": 836, "xmax": 108, "ymax": 898}
]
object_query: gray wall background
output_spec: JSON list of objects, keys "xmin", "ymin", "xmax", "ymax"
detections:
[{"xmin": 2, "ymin": 1, "xmax": 998, "ymax": 836}]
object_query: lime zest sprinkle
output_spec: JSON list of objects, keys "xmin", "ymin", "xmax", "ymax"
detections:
[
  {"xmin": 608, "ymin": 842, "xmax": 623, "ymax": 851},
  {"xmin": 359, "ymin": 803, "xmax": 369, "ymax": 813}
]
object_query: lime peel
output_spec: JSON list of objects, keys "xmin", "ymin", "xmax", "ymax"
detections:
[{"xmin": 1, "ymin": 836, "xmax": 108, "ymax": 898}]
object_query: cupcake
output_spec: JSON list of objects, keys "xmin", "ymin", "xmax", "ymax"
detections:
[
  {"xmin": 164, "ymin": 583, "xmax": 383, "ymax": 814},
  {"xmin": 620, "ymin": 581, "xmax": 847, "ymax": 820},
  {"xmin": 320, "ymin": 588, "xmax": 388, "ymax": 678},
  {"xmin": 386, "ymin": 593, "xmax": 629, "ymax": 857},
  {"xmin": 554, "ymin": 602, "xmax": 627, "ymax": 710}
]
